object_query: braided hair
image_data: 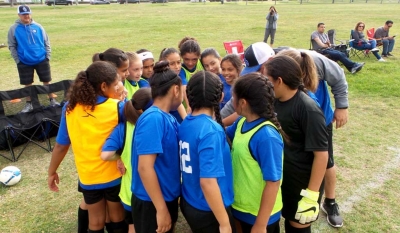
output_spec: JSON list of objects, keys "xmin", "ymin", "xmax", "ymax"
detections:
[
  {"xmin": 187, "ymin": 71, "xmax": 224, "ymax": 128},
  {"xmin": 233, "ymin": 73, "xmax": 288, "ymax": 142},
  {"xmin": 187, "ymin": 71, "xmax": 232, "ymax": 146}
]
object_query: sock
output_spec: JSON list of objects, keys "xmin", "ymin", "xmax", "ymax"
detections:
[
  {"xmin": 105, "ymin": 222, "xmax": 113, "ymax": 233},
  {"xmin": 284, "ymin": 219, "xmax": 311, "ymax": 233},
  {"xmin": 77, "ymin": 207, "xmax": 89, "ymax": 233},
  {"xmin": 109, "ymin": 220, "xmax": 129, "ymax": 233},
  {"xmin": 26, "ymin": 101, "xmax": 32, "ymax": 103},
  {"xmin": 88, "ymin": 229, "xmax": 104, "ymax": 233},
  {"xmin": 324, "ymin": 197, "xmax": 336, "ymax": 204}
]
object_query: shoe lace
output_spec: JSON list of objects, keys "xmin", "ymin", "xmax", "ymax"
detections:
[{"xmin": 328, "ymin": 203, "xmax": 340, "ymax": 216}]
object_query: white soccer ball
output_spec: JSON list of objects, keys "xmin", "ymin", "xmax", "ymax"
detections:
[{"xmin": 0, "ymin": 166, "xmax": 22, "ymax": 186}]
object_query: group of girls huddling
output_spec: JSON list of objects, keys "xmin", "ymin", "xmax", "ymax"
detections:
[{"xmin": 47, "ymin": 36, "xmax": 331, "ymax": 233}]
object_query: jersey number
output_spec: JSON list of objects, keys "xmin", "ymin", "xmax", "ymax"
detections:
[{"xmin": 179, "ymin": 140, "xmax": 192, "ymax": 174}]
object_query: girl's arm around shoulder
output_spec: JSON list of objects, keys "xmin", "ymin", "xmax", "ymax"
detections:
[
  {"xmin": 101, "ymin": 123, "xmax": 125, "ymax": 161},
  {"xmin": 225, "ymin": 116, "xmax": 242, "ymax": 142}
]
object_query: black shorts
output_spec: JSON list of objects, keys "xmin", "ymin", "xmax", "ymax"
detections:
[
  {"xmin": 281, "ymin": 171, "xmax": 324, "ymax": 223},
  {"xmin": 131, "ymin": 194, "xmax": 179, "ymax": 233},
  {"xmin": 236, "ymin": 218, "xmax": 280, "ymax": 233},
  {"xmin": 125, "ymin": 209, "xmax": 133, "ymax": 225},
  {"xmin": 78, "ymin": 184, "xmax": 121, "ymax": 205},
  {"xmin": 180, "ymin": 196, "xmax": 236, "ymax": 233},
  {"xmin": 17, "ymin": 59, "xmax": 51, "ymax": 85},
  {"xmin": 327, "ymin": 123, "xmax": 334, "ymax": 169}
]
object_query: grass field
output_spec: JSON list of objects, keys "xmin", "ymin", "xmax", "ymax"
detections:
[{"xmin": 0, "ymin": 2, "xmax": 400, "ymax": 233}]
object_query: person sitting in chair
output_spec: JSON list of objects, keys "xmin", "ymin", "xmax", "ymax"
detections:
[
  {"xmin": 374, "ymin": 20, "xmax": 395, "ymax": 58},
  {"xmin": 311, "ymin": 22, "xmax": 364, "ymax": 74},
  {"xmin": 352, "ymin": 22, "xmax": 385, "ymax": 62}
]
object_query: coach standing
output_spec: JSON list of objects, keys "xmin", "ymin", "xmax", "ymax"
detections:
[{"xmin": 8, "ymin": 5, "xmax": 58, "ymax": 113}]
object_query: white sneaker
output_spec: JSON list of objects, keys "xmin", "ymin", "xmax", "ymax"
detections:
[
  {"xmin": 371, "ymin": 48, "xmax": 379, "ymax": 52},
  {"xmin": 378, "ymin": 58, "xmax": 386, "ymax": 62}
]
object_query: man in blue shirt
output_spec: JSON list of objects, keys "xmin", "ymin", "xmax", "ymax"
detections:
[{"xmin": 8, "ymin": 5, "xmax": 58, "ymax": 113}]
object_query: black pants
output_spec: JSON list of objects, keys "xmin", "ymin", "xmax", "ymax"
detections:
[
  {"xmin": 131, "ymin": 194, "xmax": 178, "ymax": 233},
  {"xmin": 180, "ymin": 196, "xmax": 236, "ymax": 233}
]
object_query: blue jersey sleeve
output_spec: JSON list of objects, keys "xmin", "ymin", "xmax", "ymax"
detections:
[
  {"xmin": 179, "ymin": 69, "xmax": 188, "ymax": 85},
  {"xmin": 118, "ymin": 101, "xmax": 125, "ymax": 123},
  {"xmin": 55, "ymin": 104, "xmax": 70, "ymax": 145},
  {"xmin": 226, "ymin": 117, "xmax": 242, "ymax": 141},
  {"xmin": 250, "ymin": 126, "xmax": 283, "ymax": 182},
  {"xmin": 102, "ymin": 123, "xmax": 125, "ymax": 152},
  {"xmin": 138, "ymin": 79, "xmax": 150, "ymax": 88},
  {"xmin": 198, "ymin": 132, "xmax": 225, "ymax": 178},
  {"xmin": 135, "ymin": 113, "xmax": 164, "ymax": 155}
]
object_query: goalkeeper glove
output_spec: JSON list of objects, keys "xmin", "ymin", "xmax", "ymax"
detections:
[{"xmin": 295, "ymin": 188, "xmax": 320, "ymax": 224}]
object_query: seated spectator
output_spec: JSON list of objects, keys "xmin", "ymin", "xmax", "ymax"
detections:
[
  {"xmin": 311, "ymin": 22, "xmax": 364, "ymax": 74},
  {"xmin": 352, "ymin": 22, "xmax": 385, "ymax": 62},
  {"xmin": 374, "ymin": 20, "xmax": 395, "ymax": 58}
]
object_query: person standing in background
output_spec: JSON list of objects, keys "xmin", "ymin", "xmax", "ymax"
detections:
[
  {"xmin": 264, "ymin": 6, "xmax": 279, "ymax": 48},
  {"xmin": 8, "ymin": 5, "xmax": 58, "ymax": 113}
]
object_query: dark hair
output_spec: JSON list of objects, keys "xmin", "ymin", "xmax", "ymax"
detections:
[
  {"xmin": 124, "ymin": 88, "xmax": 152, "ymax": 125},
  {"xmin": 221, "ymin": 54, "xmax": 243, "ymax": 75},
  {"xmin": 233, "ymin": 73, "xmax": 288, "ymax": 141},
  {"xmin": 187, "ymin": 70, "xmax": 231, "ymax": 146},
  {"xmin": 263, "ymin": 55, "xmax": 307, "ymax": 94},
  {"xmin": 187, "ymin": 71, "xmax": 224, "ymax": 127},
  {"xmin": 136, "ymin": 48, "xmax": 150, "ymax": 54},
  {"xmin": 98, "ymin": 48, "xmax": 128, "ymax": 68},
  {"xmin": 178, "ymin": 37, "xmax": 201, "ymax": 57},
  {"xmin": 385, "ymin": 20, "xmax": 393, "ymax": 25},
  {"xmin": 149, "ymin": 61, "xmax": 182, "ymax": 99},
  {"xmin": 92, "ymin": 53, "xmax": 100, "ymax": 62},
  {"xmin": 67, "ymin": 61, "xmax": 118, "ymax": 113},
  {"xmin": 200, "ymin": 48, "xmax": 221, "ymax": 64},
  {"xmin": 354, "ymin": 21, "xmax": 365, "ymax": 31},
  {"xmin": 317, "ymin": 22, "xmax": 325, "ymax": 28},
  {"xmin": 277, "ymin": 49, "xmax": 318, "ymax": 92},
  {"xmin": 159, "ymin": 47, "xmax": 179, "ymax": 61}
]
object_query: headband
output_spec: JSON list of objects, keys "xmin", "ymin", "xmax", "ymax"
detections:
[{"xmin": 138, "ymin": 52, "xmax": 154, "ymax": 61}]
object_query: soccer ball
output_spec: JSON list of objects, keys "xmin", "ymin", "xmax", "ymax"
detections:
[{"xmin": 0, "ymin": 166, "xmax": 22, "ymax": 186}]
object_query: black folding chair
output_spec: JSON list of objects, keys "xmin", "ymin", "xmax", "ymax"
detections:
[
  {"xmin": 35, "ymin": 80, "xmax": 73, "ymax": 151},
  {"xmin": 0, "ymin": 86, "xmax": 50, "ymax": 161}
]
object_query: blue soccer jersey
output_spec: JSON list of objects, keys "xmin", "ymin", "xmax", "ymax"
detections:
[
  {"xmin": 179, "ymin": 114, "xmax": 234, "ymax": 211},
  {"xmin": 219, "ymin": 74, "xmax": 232, "ymax": 109},
  {"xmin": 131, "ymin": 106, "xmax": 181, "ymax": 202},
  {"xmin": 315, "ymin": 80, "xmax": 334, "ymax": 126}
]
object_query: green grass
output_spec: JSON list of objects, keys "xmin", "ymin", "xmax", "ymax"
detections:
[{"xmin": 0, "ymin": 2, "xmax": 399, "ymax": 232}]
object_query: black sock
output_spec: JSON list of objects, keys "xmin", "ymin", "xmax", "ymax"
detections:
[
  {"xmin": 284, "ymin": 219, "xmax": 311, "ymax": 233},
  {"xmin": 325, "ymin": 197, "xmax": 336, "ymax": 204},
  {"xmin": 105, "ymin": 222, "xmax": 113, "ymax": 233},
  {"xmin": 108, "ymin": 220, "xmax": 128, "ymax": 233},
  {"xmin": 77, "ymin": 207, "xmax": 89, "ymax": 233},
  {"xmin": 88, "ymin": 229, "xmax": 104, "ymax": 233}
]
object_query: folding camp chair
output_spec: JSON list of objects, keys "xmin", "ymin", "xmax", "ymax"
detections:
[
  {"xmin": 367, "ymin": 27, "xmax": 383, "ymax": 50},
  {"xmin": 35, "ymin": 80, "xmax": 72, "ymax": 151},
  {"xmin": 348, "ymin": 30, "xmax": 370, "ymax": 59},
  {"xmin": 223, "ymin": 40, "xmax": 245, "ymax": 62},
  {"xmin": 0, "ymin": 86, "xmax": 51, "ymax": 161}
]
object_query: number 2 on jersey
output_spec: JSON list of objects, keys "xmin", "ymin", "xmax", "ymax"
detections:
[{"xmin": 179, "ymin": 140, "xmax": 192, "ymax": 174}]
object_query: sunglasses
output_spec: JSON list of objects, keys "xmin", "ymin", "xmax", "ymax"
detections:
[{"xmin": 358, "ymin": 25, "xmax": 365, "ymax": 28}]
